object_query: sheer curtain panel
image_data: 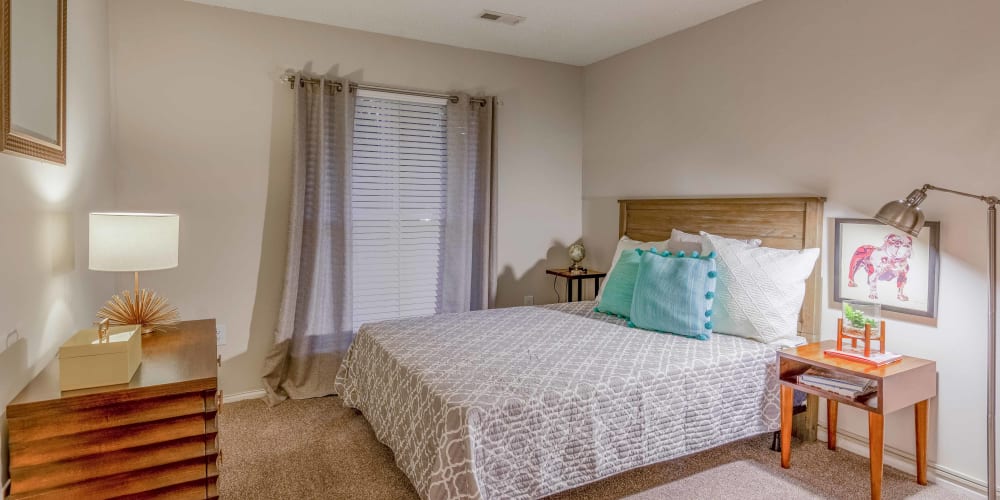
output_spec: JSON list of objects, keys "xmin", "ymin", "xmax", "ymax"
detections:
[
  {"xmin": 441, "ymin": 95, "xmax": 497, "ymax": 312},
  {"xmin": 263, "ymin": 76, "xmax": 354, "ymax": 405}
]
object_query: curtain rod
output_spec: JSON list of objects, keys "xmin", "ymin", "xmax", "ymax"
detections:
[{"xmin": 279, "ymin": 73, "xmax": 487, "ymax": 105}]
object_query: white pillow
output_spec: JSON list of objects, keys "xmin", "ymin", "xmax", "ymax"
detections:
[
  {"xmin": 596, "ymin": 236, "xmax": 669, "ymax": 301},
  {"xmin": 768, "ymin": 336, "xmax": 808, "ymax": 348},
  {"xmin": 668, "ymin": 228, "xmax": 761, "ymax": 255},
  {"xmin": 667, "ymin": 229, "xmax": 703, "ymax": 255},
  {"xmin": 701, "ymin": 232, "xmax": 819, "ymax": 344}
]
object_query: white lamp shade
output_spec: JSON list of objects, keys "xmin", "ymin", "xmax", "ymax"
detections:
[{"xmin": 89, "ymin": 213, "xmax": 179, "ymax": 272}]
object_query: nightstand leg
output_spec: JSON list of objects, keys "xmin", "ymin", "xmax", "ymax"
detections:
[
  {"xmin": 827, "ymin": 400, "xmax": 838, "ymax": 450},
  {"xmin": 781, "ymin": 385, "xmax": 793, "ymax": 468},
  {"xmin": 915, "ymin": 399, "xmax": 928, "ymax": 485},
  {"xmin": 576, "ymin": 279, "xmax": 582, "ymax": 303},
  {"xmin": 595, "ymin": 277, "xmax": 602, "ymax": 297},
  {"xmin": 566, "ymin": 279, "xmax": 573, "ymax": 302},
  {"xmin": 837, "ymin": 318, "xmax": 844, "ymax": 350},
  {"xmin": 869, "ymin": 412, "xmax": 884, "ymax": 500}
]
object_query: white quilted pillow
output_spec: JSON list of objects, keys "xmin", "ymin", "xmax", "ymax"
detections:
[
  {"xmin": 701, "ymin": 232, "xmax": 819, "ymax": 344},
  {"xmin": 596, "ymin": 236, "xmax": 668, "ymax": 302}
]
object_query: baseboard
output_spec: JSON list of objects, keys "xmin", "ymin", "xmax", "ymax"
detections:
[
  {"xmin": 223, "ymin": 389, "xmax": 266, "ymax": 404},
  {"xmin": 817, "ymin": 423, "xmax": 987, "ymax": 497}
]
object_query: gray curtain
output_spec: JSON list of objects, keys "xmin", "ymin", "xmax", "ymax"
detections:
[
  {"xmin": 262, "ymin": 76, "xmax": 354, "ymax": 405},
  {"xmin": 264, "ymin": 85, "xmax": 495, "ymax": 404},
  {"xmin": 441, "ymin": 95, "xmax": 497, "ymax": 312}
]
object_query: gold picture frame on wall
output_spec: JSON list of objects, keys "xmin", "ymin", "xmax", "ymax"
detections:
[{"xmin": 1, "ymin": 0, "xmax": 67, "ymax": 165}]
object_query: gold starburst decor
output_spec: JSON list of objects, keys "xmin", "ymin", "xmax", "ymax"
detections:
[{"xmin": 98, "ymin": 288, "xmax": 180, "ymax": 334}]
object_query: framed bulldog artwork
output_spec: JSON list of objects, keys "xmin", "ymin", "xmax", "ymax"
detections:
[{"xmin": 833, "ymin": 218, "xmax": 940, "ymax": 318}]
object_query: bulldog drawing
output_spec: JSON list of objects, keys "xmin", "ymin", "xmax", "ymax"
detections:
[{"xmin": 847, "ymin": 233, "xmax": 913, "ymax": 301}]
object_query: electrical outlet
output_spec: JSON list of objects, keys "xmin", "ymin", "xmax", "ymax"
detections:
[
  {"xmin": 216, "ymin": 324, "xmax": 226, "ymax": 346},
  {"xmin": 2, "ymin": 327, "xmax": 19, "ymax": 354},
  {"xmin": 523, "ymin": 295, "xmax": 534, "ymax": 306}
]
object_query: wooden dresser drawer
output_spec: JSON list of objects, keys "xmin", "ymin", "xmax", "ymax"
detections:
[
  {"xmin": 8, "ymin": 391, "xmax": 207, "ymax": 443},
  {"xmin": 9, "ymin": 412, "xmax": 217, "ymax": 467},
  {"xmin": 12, "ymin": 457, "xmax": 213, "ymax": 499},
  {"xmin": 10, "ymin": 433, "xmax": 215, "ymax": 493}
]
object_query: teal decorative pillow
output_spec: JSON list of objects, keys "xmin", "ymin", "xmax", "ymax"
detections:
[
  {"xmin": 594, "ymin": 249, "xmax": 644, "ymax": 318},
  {"xmin": 628, "ymin": 250, "xmax": 718, "ymax": 340}
]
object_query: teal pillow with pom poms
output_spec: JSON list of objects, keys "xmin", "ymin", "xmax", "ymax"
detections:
[{"xmin": 628, "ymin": 249, "xmax": 718, "ymax": 340}]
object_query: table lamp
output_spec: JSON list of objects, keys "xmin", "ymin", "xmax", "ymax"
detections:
[
  {"xmin": 89, "ymin": 213, "xmax": 181, "ymax": 334},
  {"xmin": 875, "ymin": 184, "xmax": 998, "ymax": 499}
]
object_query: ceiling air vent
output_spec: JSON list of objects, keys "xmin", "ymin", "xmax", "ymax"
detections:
[{"xmin": 478, "ymin": 10, "xmax": 525, "ymax": 26}]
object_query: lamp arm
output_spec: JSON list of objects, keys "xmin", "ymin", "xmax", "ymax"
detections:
[{"xmin": 923, "ymin": 184, "xmax": 1000, "ymax": 206}]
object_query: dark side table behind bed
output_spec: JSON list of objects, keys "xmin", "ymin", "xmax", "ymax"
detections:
[{"xmin": 546, "ymin": 268, "xmax": 607, "ymax": 302}]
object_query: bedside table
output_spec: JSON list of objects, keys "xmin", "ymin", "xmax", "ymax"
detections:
[
  {"xmin": 546, "ymin": 268, "xmax": 607, "ymax": 302},
  {"xmin": 778, "ymin": 341, "xmax": 936, "ymax": 500},
  {"xmin": 6, "ymin": 320, "xmax": 221, "ymax": 499}
]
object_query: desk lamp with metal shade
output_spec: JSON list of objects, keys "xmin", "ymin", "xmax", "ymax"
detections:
[
  {"xmin": 89, "ymin": 213, "xmax": 181, "ymax": 334},
  {"xmin": 874, "ymin": 184, "xmax": 998, "ymax": 499}
]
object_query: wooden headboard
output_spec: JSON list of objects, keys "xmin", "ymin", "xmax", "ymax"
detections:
[{"xmin": 618, "ymin": 197, "xmax": 825, "ymax": 341}]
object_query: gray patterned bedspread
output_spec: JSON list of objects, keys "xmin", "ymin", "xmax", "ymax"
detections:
[{"xmin": 333, "ymin": 301, "xmax": 781, "ymax": 500}]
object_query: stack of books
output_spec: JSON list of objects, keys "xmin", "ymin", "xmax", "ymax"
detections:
[{"xmin": 797, "ymin": 369, "xmax": 877, "ymax": 398}]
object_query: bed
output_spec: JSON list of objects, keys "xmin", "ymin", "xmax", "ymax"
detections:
[{"xmin": 334, "ymin": 196, "xmax": 825, "ymax": 500}]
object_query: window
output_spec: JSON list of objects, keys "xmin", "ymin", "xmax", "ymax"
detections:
[{"xmin": 351, "ymin": 91, "xmax": 448, "ymax": 330}]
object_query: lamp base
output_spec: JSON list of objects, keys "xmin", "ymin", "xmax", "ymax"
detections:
[{"xmin": 97, "ymin": 289, "xmax": 180, "ymax": 335}]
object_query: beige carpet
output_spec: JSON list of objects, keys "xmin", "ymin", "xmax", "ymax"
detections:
[{"xmin": 219, "ymin": 397, "xmax": 972, "ymax": 499}]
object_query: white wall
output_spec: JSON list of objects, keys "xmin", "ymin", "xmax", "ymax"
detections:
[
  {"xmin": 107, "ymin": 0, "xmax": 583, "ymax": 396},
  {"xmin": 0, "ymin": 0, "xmax": 117, "ymax": 490},
  {"xmin": 583, "ymin": 0, "xmax": 1000, "ymax": 488}
]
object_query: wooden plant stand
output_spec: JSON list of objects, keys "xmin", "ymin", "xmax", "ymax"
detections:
[{"xmin": 836, "ymin": 318, "xmax": 887, "ymax": 357}]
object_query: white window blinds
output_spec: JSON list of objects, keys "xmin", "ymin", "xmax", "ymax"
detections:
[{"xmin": 351, "ymin": 91, "xmax": 448, "ymax": 331}]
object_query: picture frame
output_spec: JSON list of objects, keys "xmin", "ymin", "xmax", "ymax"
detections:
[
  {"xmin": 833, "ymin": 218, "xmax": 940, "ymax": 318},
  {"xmin": 1, "ymin": 0, "xmax": 68, "ymax": 165}
]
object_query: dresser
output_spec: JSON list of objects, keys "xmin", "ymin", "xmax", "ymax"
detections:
[{"xmin": 5, "ymin": 320, "xmax": 221, "ymax": 499}]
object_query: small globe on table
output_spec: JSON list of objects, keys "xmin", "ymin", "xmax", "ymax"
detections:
[{"xmin": 568, "ymin": 243, "xmax": 586, "ymax": 273}]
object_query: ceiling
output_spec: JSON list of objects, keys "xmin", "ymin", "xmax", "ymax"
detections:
[{"xmin": 187, "ymin": 0, "xmax": 761, "ymax": 66}]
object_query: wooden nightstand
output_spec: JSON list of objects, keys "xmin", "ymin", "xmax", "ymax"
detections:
[
  {"xmin": 545, "ymin": 268, "xmax": 607, "ymax": 302},
  {"xmin": 778, "ymin": 341, "xmax": 936, "ymax": 500},
  {"xmin": 6, "ymin": 320, "xmax": 221, "ymax": 499}
]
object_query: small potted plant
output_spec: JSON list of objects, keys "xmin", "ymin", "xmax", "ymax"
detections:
[
  {"xmin": 843, "ymin": 300, "xmax": 880, "ymax": 338},
  {"xmin": 838, "ymin": 300, "xmax": 885, "ymax": 356}
]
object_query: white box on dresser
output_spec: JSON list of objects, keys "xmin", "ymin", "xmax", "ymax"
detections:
[{"xmin": 58, "ymin": 324, "xmax": 142, "ymax": 391}]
